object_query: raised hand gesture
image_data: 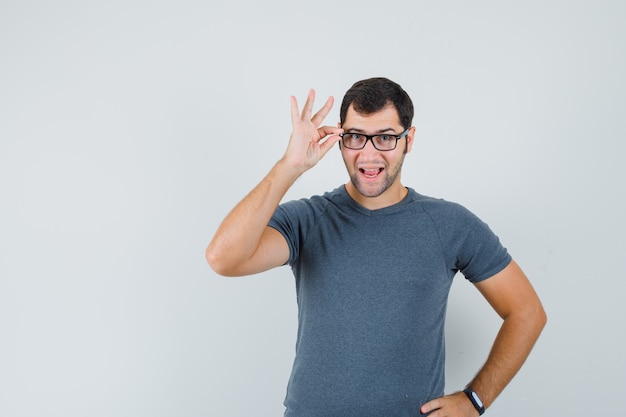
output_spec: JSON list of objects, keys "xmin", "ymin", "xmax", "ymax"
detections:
[{"xmin": 282, "ymin": 89, "xmax": 343, "ymax": 174}]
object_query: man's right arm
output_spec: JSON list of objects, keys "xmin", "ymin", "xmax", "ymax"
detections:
[
  {"xmin": 205, "ymin": 159, "xmax": 300, "ymax": 276},
  {"xmin": 205, "ymin": 90, "xmax": 342, "ymax": 277}
]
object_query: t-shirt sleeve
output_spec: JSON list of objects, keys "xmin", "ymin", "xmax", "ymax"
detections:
[
  {"xmin": 268, "ymin": 197, "xmax": 326, "ymax": 266},
  {"xmin": 268, "ymin": 202, "xmax": 301, "ymax": 266},
  {"xmin": 428, "ymin": 201, "xmax": 512, "ymax": 283}
]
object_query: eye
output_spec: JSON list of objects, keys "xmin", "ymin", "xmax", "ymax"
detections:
[
  {"xmin": 349, "ymin": 134, "xmax": 363, "ymax": 140},
  {"xmin": 377, "ymin": 135, "xmax": 393, "ymax": 142}
]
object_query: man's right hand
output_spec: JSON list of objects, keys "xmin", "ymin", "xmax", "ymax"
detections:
[{"xmin": 282, "ymin": 89, "xmax": 343, "ymax": 175}]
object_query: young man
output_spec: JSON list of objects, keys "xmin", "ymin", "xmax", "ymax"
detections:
[{"xmin": 206, "ymin": 78, "xmax": 546, "ymax": 417}]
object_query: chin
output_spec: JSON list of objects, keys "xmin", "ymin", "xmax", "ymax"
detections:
[{"xmin": 352, "ymin": 179, "xmax": 391, "ymax": 198}]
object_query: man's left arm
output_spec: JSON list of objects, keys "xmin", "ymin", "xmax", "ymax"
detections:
[{"xmin": 421, "ymin": 260, "xmax": 547, "ymax": 416}]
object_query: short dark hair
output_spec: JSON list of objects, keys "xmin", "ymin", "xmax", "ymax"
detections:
[{"xmin": 339, "ymin": 77, "xmax": 414, "ymax": 129}]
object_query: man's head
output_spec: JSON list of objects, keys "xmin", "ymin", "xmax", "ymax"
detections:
[
  {"xmin": 340, "ymin": 77, "xmax": 414, "ymax": 130},
  {"xmin": 338, "ymin": 77, "xmax": 416, "ymax": 209}
]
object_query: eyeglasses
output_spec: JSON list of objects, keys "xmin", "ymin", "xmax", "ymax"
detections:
[{"xmin": 339, "ymin": 129, "xmax": 409, "ymax": 151}]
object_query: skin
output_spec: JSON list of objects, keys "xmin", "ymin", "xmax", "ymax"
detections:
[
  {"xmin": 339, "ymin": 103, "xmax": 415, "ymax": 210},
  {"xmin": 206, "ymin": 90, "xmax": 547, "ymax": 416}
]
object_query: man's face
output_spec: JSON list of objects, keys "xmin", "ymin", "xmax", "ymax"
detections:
[{"xmin": 340, "ymin": 103, "xmax": 414, "ymax": 208}]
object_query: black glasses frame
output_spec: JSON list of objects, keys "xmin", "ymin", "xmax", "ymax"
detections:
[{"xmin": 339, "ymin": 128, "xmax": 410, "ymax": 151}]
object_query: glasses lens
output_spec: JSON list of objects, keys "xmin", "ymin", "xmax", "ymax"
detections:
[
  {"xmin": 372, "ymin": 135, "xmax": 396, "ymax": 150},
  {"xmin": 342, "ymin": 133, "xmax": 366, "ymax": 149}
]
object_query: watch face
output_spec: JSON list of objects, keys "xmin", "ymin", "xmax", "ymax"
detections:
[{"xmin": 471, "ymin": 391, "xmax": 484, "ymax": 408}]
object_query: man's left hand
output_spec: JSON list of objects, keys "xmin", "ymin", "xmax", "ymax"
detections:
[{"xmin": 420, "ymin": 391, "xmax": 479, "ymax": 417}]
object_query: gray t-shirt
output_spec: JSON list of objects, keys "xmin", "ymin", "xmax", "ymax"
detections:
[{"xmin": 269, "ymin": 186, "xmax": 511, "ymax": 417}]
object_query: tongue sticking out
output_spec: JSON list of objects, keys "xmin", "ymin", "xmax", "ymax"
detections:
[{"xmin": 361, "ymin": 168, "xmax": 382, "ymax": 178}]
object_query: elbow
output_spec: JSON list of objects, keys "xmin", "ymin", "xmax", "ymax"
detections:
[
  {"xmin": 505, "ymin": 298, "xmax": 548, "ymax": 338},
  {"xmin": 525, "ymin": 299, "xmax": 548, "ymax": 337},
  {"xmin": 537, "ymin": 305, "xmax": 548, "ymax": 330},
  {"xmin": 532, "ymin": 305, "xmax": 548, "ymax": 348},
  {"xmin": 205, "ymin": 245, "xmax": 238, "ymax": 277},
  {"xmin": 532, "ymin": 293, "xmax": 548, "ymax": 330}
]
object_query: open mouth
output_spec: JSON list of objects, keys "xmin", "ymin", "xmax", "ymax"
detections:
[{"xmin": 360, "ymin": 168, "xmax": 383, "ymax": 180}]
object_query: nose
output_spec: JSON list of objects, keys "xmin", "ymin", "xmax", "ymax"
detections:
[{"xmin": 355, "ymin": 139, "xmax": 381, "ymax": 163}]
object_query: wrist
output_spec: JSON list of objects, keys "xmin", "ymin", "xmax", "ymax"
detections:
[
  {"xmin": 463, "ymin": 387, "xmax": 485, "ymax": 415},
  {"xmin": 272, "ymin": 157, "xmax": 306, "ymax": 184},
  {"xmin": 276, "ymin": 155, "xmax": 309, "ymax": 179}
]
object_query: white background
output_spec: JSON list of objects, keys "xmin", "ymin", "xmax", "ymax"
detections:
[{"xmin": 1, "ymin": 1, "xmax": 624, "ymax": 416}]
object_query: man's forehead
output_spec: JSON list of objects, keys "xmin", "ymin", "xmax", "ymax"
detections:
[{"xmin": 343, "ymin": 103, "xmax": 402, "ymax": 129}]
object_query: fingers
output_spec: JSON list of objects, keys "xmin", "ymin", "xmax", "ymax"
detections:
[
  {"xmin": 290, "ymin": 89, "xmax": 334, "ymax": 126},
  {"xmin": 421, "ymin": 392, "xmax": 476, "ymax": 417},
  {"xmin": 420, "ymin": 398, "xmax": 441, "ymax": 415},
  {"xmin": 318, "ymin": 125, "xmax": 343, "ymax": 137},
  {"xmin": 284, "ymin": 91, "xmax": 340, "ymax": 171},
  {"xmin": 290, "ymin": 95, "xmax": 300, "ymax": 122},
  {"xmin": 316, "ymin": 127, "xmax": 342, "ymax": 156},
  {"xmin": 301, "ymin": 89, "xmax": 316, "ymax": 120},
  {"xmin": 311, "ymin": 95, "xmax": 334, "ymax": 126}
]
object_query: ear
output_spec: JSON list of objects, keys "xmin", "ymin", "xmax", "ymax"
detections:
[{"xmin": 405, "ymin": 126, "xmax": 416, "ymax": 154}]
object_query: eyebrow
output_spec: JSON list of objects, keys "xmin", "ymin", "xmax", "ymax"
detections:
[{"xmin": 343, "ymin": 127, "xmax": 398, "ymax": 134}]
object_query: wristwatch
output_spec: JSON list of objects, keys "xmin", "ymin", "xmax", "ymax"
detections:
[{"xmin": 463, "ymin": 387, "xmax": 485, "ymax": 415}]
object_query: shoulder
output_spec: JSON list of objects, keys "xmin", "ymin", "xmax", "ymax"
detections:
[
  {"xmin": 271, "ymin": 187, "xmax": 346, "ymax": 232},
  {"xmin": 278, "ymin": 186, "xmax": 346, "ymax": 214},
  {"xmin": 405, "ymin": 190, "xmax": 494, "ymax": 243},
  {"xmin": 406, "ymin": 188, "xmax": 474, "ymax": 221}
]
